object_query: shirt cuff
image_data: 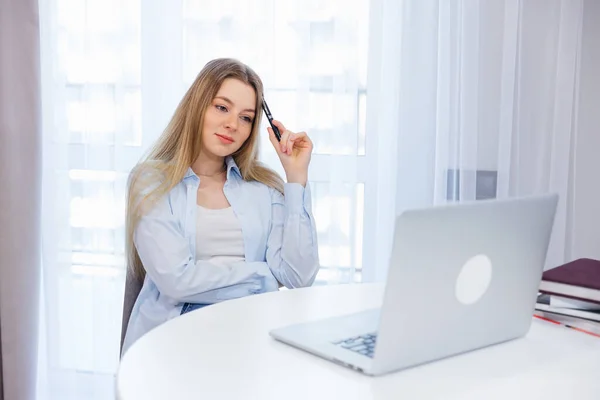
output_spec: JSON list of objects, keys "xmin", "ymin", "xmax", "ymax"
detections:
[{"xmin": 284, "ymin": 182, "xmax": 312, "ymax": 215}]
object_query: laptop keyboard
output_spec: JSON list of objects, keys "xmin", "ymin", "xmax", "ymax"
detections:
[{"xmin": 332, "ymin": 332, "xmax": 377, "ymax": 358}]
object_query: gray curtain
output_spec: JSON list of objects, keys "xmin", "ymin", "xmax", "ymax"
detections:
[{"xmin": 0, "ymin": 0, "xmax": 42, "ymax": 399}]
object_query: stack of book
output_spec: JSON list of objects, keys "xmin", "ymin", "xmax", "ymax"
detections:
[{"xmin": 535, "ymin": 258, "xmax": 600, "ymax": 334}]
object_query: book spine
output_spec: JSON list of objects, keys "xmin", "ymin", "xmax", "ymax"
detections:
[{"xmin": 538, "ymin": 289, "xmax": 600, "ymax": 305}]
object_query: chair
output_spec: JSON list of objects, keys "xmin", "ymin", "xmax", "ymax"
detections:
[{"xmin": 120, "ymin": 267, "xmax": 143, "ymax": 357}]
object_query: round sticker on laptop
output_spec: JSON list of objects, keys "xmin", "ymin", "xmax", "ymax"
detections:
[{"xmin": 455, "ymin": 254, "xmax": 493, "ymax": 305}]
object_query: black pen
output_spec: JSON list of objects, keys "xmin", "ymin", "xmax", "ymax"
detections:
[{"xmin": 262, "ymin": 96, "xmax": 281, "ymax": 142}]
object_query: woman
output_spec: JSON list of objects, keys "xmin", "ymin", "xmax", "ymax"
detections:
[{"xmin": 121, "ymin": 58, "xmax": 320, "ymax": 354}]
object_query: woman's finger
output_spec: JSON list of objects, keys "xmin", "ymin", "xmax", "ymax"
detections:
[
  {"xmin": 289, "ymin": 131, "xmax": 310, "ymax": 151},
  {"xmin": 286, "ymin": 132, "xmax": 296, "ymax": 155},
  {"xmin": 280, "ymin": 129, "xmax": 291, "ymax": 153},
  {"xmin": 290, "ymin": 131, "xmax": 308, "ymax": 143}
]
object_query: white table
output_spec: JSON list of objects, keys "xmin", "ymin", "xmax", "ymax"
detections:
[{"xmin": 117, "ymin": 283, "xmax": 600, "ymax": 400}]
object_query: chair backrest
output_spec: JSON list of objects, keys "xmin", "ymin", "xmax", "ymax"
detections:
[{"xmin": 120, "ymin": 267, "xmax": 143, "ymax": 357}]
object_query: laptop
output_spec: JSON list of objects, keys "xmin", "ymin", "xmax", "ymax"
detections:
[{"xmin": 269, "ymin": 194, "xmax": 558, "ymax": 376}]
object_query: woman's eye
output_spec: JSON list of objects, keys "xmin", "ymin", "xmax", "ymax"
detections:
[
  {"xmin": 241, "ymin": 116, "xmax": 253, "ymax": 123},
  {"xmin": 216, "ymin": 105, "xmax": 228, "ymax": 112}
]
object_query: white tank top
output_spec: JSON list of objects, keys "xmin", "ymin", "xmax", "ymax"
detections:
[{"xmin": 195, "ymin": 205, "xmax": 245, "ymax": 266}]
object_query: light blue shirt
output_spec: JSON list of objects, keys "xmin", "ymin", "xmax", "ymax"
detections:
[{"xmin": 122, "ymin": 157, "xmax": 320, "ymax": 354}]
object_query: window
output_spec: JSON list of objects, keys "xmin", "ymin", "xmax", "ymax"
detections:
[{"xmin": 42, "ymin": 0, "xmax": 370, "ymax": 378}]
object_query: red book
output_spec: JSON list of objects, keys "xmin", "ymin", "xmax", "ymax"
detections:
[{"xmin": 539, "ymin": 258, "xmax": 600, "ymax": 304}]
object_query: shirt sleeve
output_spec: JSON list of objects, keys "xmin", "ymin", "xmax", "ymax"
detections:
[
  {"xmin": 134, "ymin": 193, "xmax": 273, "ymax": 303},
  {"xmin": 265, "ymin": 182, "xmax": 321, "ymax": 288}
]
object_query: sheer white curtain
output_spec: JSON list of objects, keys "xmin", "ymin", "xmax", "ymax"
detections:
[
  {"xmin": 38, "ymin": 0, "xmax": 368, "ymax": 398},
  {"xmin": 38, "ymin": 0, "xmax": 141, "ymax": 397},
  {"xmin": 368, "ymin": 0, "xmax": 591, "ymax": 281}
]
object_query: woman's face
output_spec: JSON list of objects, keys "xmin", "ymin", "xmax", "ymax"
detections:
[{"xmin": 201, "ymin": 78, "xmax": 257, "ymax": 158}]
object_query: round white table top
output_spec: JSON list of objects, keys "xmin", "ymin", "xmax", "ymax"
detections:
[{"xmin": 117, "ymin": 283, "xmax": 600, "ymax": 400}]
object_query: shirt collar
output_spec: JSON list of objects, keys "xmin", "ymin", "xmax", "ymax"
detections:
[
  {"xmin": 225, "ymin": 156, "xmax": 242, "ymax": 179},
  {"xmin": 183, "ymin": 156, "xmax": 242, "ymax": 182}
]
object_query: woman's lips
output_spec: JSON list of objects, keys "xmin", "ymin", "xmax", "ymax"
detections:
[{"xmin": 215, "ymin": 133, "xmax": 234, "ymax": 144}]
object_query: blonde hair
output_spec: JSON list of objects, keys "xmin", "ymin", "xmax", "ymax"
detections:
[{"xmin": 126, "ymin": 58, "xmax": 284, "ymax": 281}]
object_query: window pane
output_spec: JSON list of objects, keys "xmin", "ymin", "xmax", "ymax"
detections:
[
  {"xmin": 309, "ymin": 92, "xmax": 359, "ymax": 155},
  {"xmin": 183, "ymin": 0, "xmax": 236, "ymax": 21},
  {"xmin": 57, "ymin": 272, "xmax": 123, "ymax": 372},
  {"xmin": 312, "ymin": 182, "xmax": 364, "ymax": 284},
  {"xmin": 120, "ymin": 88, "xmax": 142, "ymax": 146},
  {"xmin": 63, "ymin": 85, "xmax": 141, "ymax": 146},
  {"xmin": 57, "ymin": 0, "xmax": 140, "ymax": 84},
  {"xmin": 67, "ymin": 86, "xmax": 117, "ymax": 140},
  {"xmin": 64, "ymin": 170, "xmax": 125, "ymax": 256}
]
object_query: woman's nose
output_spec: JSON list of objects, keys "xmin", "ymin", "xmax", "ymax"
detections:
[{"xmin": 224, "ymin": 115, "xmax": 238, "ymax": 131}]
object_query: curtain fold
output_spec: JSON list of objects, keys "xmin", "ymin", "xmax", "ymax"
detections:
[
  {"xmin": 0, "ymin": 0, "xmax": 43, "ymax": 399},
  {"xmin": 368, "ymin": 0, "xmax": 591, "ymax": 280}
]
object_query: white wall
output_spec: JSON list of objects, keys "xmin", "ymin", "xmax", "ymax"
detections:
[{"xmin": 570, "ymin": 0, "xmax": 600, "ymax": 261}]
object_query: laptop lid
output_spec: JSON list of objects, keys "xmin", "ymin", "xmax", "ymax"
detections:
[{"xmin": 371, "ymin": 193, "xmax": 558, "ymax": 375}]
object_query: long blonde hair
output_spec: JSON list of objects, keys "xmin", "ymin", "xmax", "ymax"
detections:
[{"xmin": 126, "ymin": 58, "xmax": 284, "ymax": 281}]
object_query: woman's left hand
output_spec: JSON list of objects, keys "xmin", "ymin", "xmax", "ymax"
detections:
[{"xmin": 268, "ymin": 120, "xmax": 313, "ymax": 187}]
